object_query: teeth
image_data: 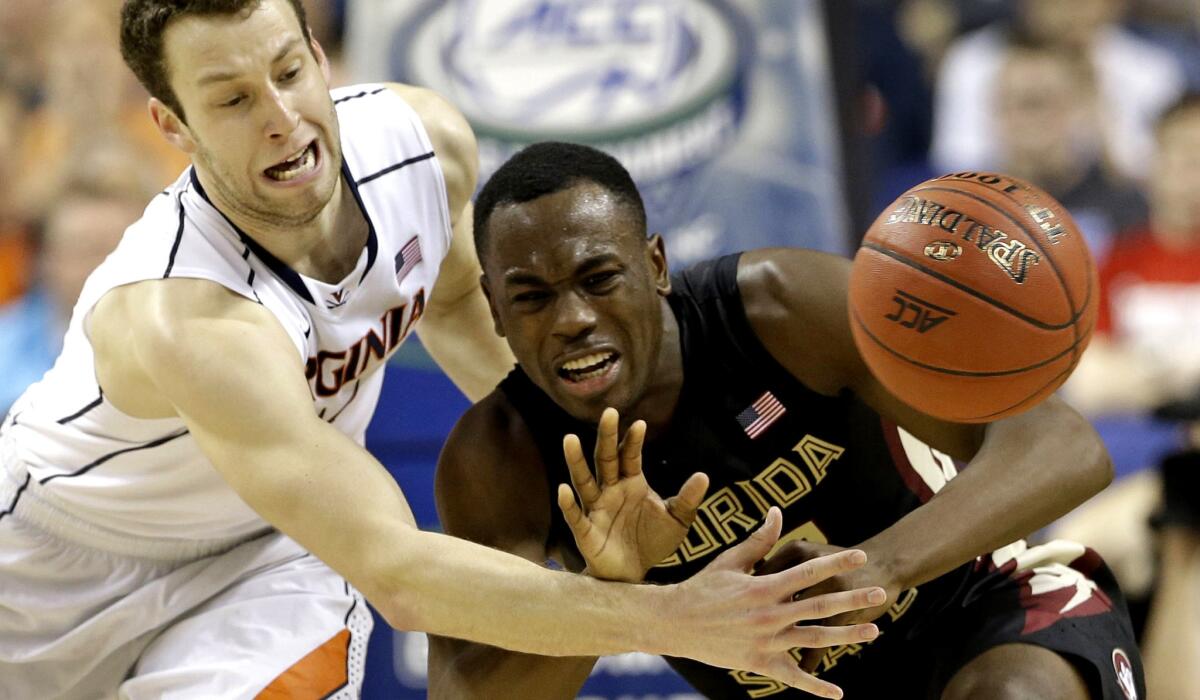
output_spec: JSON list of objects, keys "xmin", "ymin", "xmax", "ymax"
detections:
[
  {"xmin": 266, "ymin": 144, "xmax": 316, "ymax": 182},
  {"xmin": 561, "ymin": 352, "xmax": 612, "ymax": 371}
]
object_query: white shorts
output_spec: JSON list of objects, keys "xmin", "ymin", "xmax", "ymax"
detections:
[{"xmin": 0, "ymin": 451, "xmax": 372, "ymax": 700}]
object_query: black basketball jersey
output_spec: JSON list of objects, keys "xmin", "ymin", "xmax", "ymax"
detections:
[{"xmin": 500, "ymin": 253, "xmax": 974, "ymax": 698}]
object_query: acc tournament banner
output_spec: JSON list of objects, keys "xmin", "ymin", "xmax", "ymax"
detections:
[
  {"xmin": 345, "ymin": 1, "xmax": 847, "ymax": 698},
  {"xmin": 346, "ymin": 0, "xmax": 849, "ymax": 264}
]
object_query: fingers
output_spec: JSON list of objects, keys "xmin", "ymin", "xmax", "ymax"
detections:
[
  {"xmin": 594, "ymin": 407, "xmax": 621, "ymax": 486},
  {"xmin": 617, "ymin": 418, "xmax": 646, "ymax": 479},
  {"xmin": 776, "ymin": 620, "xmax": 879, "ymax": 650},
  {"xmin": 760, "ymin": 659, "xmax": 845, "ymax": 699},
  {"xmin": 800, "ymin": 647, "xmax": 826, "ymax": 675},
  {"xmin": 665, "ymin": 472, "xmax": 710, "ymax": 528},
  {"xmin": 562, "ymin": 433, "xmax": 601, "ymax": 507},
  {"xmin": 758, "ymin": 548, "xmax": 868, "ymax": 596},
  {"xmin": 783, "ymin": 586, "xmax": 887, "ymax": 624},
  {"xmin": 557, "ymin": 483, "xmax": 594, "ymax": 542},
  {"xmin": 708, "ymin": 507, "xmax": 782, "ymax": 572}
]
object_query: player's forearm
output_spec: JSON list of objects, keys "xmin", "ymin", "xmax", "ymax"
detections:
[
  {"xmin": 379, "ymin": 528, "xmax": 668, "ymax": 657},
  {"xmin": 417, "ymin": 288, "xmax": 514, "ymax": 401},
  {"xmin": 428, "ymin": 638, "xmax": 596, "ymax": 700},
  {"xmin": 248, "ymin": 435, "xmax": 667, "ymax": 657},
  {"xmin": 862, "ymin": 397, "xmax": 1112, "ymax": 591}
]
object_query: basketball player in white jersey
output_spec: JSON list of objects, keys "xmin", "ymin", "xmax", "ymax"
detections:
[{"xmin": 0, "ymin": 1, "xmax": 885, "ymax": 698}]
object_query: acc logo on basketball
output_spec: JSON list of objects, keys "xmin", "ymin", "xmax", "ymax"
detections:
[
  {"xmin": 1112, "ymin": 648, "xmax": 1138, "ymax": 700},
  {"xmin": 924, "ymin": 240, "xmax": 961, "ymax": 261},
  {"xmin": 884, "ymin": 290, "xmax": 957, "ymax": 334}
]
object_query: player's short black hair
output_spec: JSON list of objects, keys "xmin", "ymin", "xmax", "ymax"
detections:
[
  {"xmin": 120, "ymin": 0, "xmax": 313, "ymax": 124},
  {"xmin": 473, "ymin": 142, "xmax": 647, "ymax": 262}
]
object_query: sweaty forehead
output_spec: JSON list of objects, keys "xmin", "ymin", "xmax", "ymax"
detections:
[
  {"xmin": 164, "ymin": 1, "xmax": 302, "ymax": 87},
  {"xmin": 485, "ymin": 184, "xmax": 643, "ymax": 272}
]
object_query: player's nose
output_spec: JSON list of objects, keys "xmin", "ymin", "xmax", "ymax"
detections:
[
  {"xmin": 551, "ymin": 290, "xmax": 598, "ymax": 340},
  {"xmin": 262, "ymin": 87, "xmax": 301, "ymax": 140}
]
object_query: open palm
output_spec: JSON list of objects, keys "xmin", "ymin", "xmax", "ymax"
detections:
[{"xmin": 558, "ymin": 408, "xmax": 710, "ymax": 583}]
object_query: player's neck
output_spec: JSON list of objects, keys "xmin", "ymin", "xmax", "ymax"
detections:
[{"xmin": 222, "ymin": 175, "xmax": 368, "ymax": 284}]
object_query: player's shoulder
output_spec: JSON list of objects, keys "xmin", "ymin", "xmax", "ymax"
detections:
[
  {"xmin": 735, "ymin": 247, "xmax": 851, "ymax": 317},
  {"xmin": 437, "ymin": 388, "xmax": 546, "ymax": 489},
  {"xmin": 95, "ymin": 278, "xmax": 267, "ymax": 355},
  {"xmin": 435, "ymin": 387, "xmax": 554, "ymax": 543},
  {"xmin": 378, "ymin": 84, "xmax": 475, "ymax": 161},
  {"xmin": 734, "ymin": 248, "xmax": 859, "ymax": 396},
  {"xmin": 90, "ymin": 278, "xmax": 282, "ymax": 418},
  {"xmin": 378, "ymin": 82, "xmax": 478, "ymax": 205}
]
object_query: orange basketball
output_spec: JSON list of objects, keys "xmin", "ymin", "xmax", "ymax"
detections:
[{"xmin": 848, "ymin": 172, "xmax": 1098, "ymax": 423}]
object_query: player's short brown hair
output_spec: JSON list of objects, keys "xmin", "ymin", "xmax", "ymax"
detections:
[{"xmin": 119, "ymin": 0, "xmax": 313, "ymax": 124}]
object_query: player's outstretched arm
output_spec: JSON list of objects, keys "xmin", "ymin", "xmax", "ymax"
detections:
[
  {"xmin": 739, "ymin": 248, "xmax": 1113, "ymax": 594},
  {"xmin": 91, "ymin": 278, "xmax": 873, "ymax": 693}
]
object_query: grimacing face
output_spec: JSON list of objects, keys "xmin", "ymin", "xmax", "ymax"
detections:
[
  {"xmin": 481, "ymin": 182, "xmax": 671, "ymax": 423},
  {"xmin": 154, "ymin": 0, "xmax": 342, "ymax": 230}
]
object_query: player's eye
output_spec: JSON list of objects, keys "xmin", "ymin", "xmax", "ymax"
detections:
[
  {"xmin": 512, "ymin": 290, "xmax": 551, "ymax": 304},
  {"xmin": 280, "ymin": 65, "xmax": 301, "ymax": 82},
  {"xmin": 584, "ymin": 271, "xmax": 619, "ymax": 291},
  {"xmin": 220, "ymin": 94, "xmax": 246, "ymax": 108}
]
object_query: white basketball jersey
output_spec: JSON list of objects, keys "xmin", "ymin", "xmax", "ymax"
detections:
[{"xmin": 2, "ymin": 85, "xmax": 452, "ymax": 542}]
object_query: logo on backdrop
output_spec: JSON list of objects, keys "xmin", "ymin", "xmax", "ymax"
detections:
[{"xmin": 391, "ymin": 0, "xmax": 750, "ymax": 251}]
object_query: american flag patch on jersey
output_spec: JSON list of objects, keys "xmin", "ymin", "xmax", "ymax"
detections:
[
  {"xmin": 394, "ymin": 236, "xmax": 422, "ymax": 284},
  {"xmin": 736, "ymin": 391, "xmax": 786, "ymax": 439}
]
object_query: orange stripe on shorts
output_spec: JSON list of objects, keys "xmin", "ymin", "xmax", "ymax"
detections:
[{"xmin": 256, "ymin": 628, "xmax": 350, "ymax": 699}]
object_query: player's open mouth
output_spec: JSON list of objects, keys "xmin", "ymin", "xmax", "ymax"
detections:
[
  {"xmin": 264, "ymin": 140, "xmax": 319, "ymax": 182},
  {"xmin": 556, "ymin": 351, "xmax": 621, "ymax": 396}
]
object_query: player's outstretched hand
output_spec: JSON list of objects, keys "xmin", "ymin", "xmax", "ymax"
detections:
[
  {"xmin": 757, "ymin": 539, "xmax": 901, "ymax": 676},
  {"xmin": 558, "ymin": 407, "xmax": 710, "ymax": 582},
  {"xmin": 660, "ymin": 507, "xmax": 883, "ymax": 699}
]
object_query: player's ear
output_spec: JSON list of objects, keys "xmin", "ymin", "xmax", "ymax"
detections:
[
  {"xmin": 647, "ymin": 233, "xmax": 671, "ymax": 295},
  {"xmin": 479, "ymin": 274, "xmax": 506, "ymax": 338},
  {"xmin": 149, "ymin": 98, "xmax": 197, "ymax": 154},
  {"xmin": 309, "ymin": 37, "xmax": 332, "ymax": 84}
]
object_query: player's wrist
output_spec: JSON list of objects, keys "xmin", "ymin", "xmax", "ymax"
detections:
[
  {"xmin": 857, "ymin": 539, "xmax": 913, "ymax": 593},
  {"xmin": 620, "ymin": 581, "xmax": 673, "ymax": 655}
]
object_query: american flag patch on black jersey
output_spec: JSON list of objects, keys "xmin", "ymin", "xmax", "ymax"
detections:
[
  {"xmin": 394, "ymin": 237, "xmax": 422, "ymax": 284},
  {"xmin": 736, "ymin": 391, "xmax": 786, "ymax": 439}
]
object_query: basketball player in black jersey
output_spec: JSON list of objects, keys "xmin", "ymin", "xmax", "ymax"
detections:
[{"xmin": 428, "ymin": 142, "xmax": 1145, "ymax": 700}]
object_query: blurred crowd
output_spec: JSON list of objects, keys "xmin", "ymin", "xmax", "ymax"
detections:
[{"xmin": 1, "ymin": 0, "xmax": 1198, "ymax": 695}]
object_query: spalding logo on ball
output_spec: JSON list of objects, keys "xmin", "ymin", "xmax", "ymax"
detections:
[{"xmin": 848, "ymin": 172, "xmax": 1097, "ymax": 423}]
